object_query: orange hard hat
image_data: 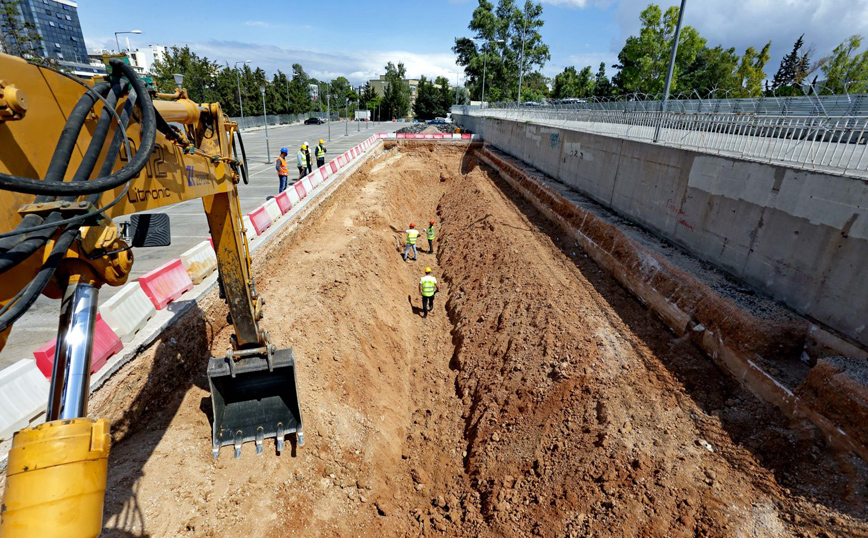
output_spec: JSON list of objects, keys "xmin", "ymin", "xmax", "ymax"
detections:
[
  {"xmin": 429, "ymin": 220, "xmax": 434, "ymax": 224},
  {"xmin": 409, "ymin": 223, "xmax": 415, "ymax": 228}
]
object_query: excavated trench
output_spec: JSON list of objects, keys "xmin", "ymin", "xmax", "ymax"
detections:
[{"xmin": 83, "ymin": 144, "xmax": 865, "ymax": 537}]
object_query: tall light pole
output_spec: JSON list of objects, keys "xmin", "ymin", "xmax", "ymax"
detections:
[
  {"xmin": 261, "ymin": 84, "xmax": 271, "ymax": 163},
  {"xmin": 654, "ymin": 0, "xmax": 687, "ymax": 142},
  {"xmin": 114, "ymin": 30, "xmax": 141, "ymax": 53},
  {"xmin": 345, "ymin": 98, "xmax": 349, "ymax": 136},
  {"xmin": 327, "ymin": 92, "xmax": 331, "ymax": 141},
  {"xmin": 517, "ymin": 10, "xmax": 529, "ymax": 104},
  {"xmin": 228, "ymin": 60, "xmax": 251, "ymax": 124},
  {"xmin": 473, "ymin": 38, "xmax": 504, "ymax": 108}
]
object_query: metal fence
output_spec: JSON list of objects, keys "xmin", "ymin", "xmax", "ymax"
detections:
[
  {"xmin": 453, "ymin": 98, "xmax": 868, "ymax": 178},
  {"xmin": 230, "ymin": 112, "xmax": 339, "ymax": 131}
]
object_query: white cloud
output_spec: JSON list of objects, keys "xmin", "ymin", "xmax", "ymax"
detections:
[
  {"xmin": 244, "ymin": 21, "xmax": 274, "ymax": 28},
  {"xmin": 189, "ymin": 41, "xmax": 462, "ymax": 86}
]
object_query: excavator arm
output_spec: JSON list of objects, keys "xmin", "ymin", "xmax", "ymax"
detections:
[{"xmin": 0, "ymin": 53, "xmax": 302, "ymax": 538}]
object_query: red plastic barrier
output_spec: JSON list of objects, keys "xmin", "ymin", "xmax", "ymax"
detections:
[
  {"xmin": 319, "ymin": 165, "xmax": 330, "ymax": 181},
  {"xmin": 275, "ymin": 191, "xmax": 292, "ymax": 214},
  {"xmin": 139, "ymin": 258, "xmax": 194, "ymax": 310},
  {"xmin": 337, "ymin": 155, "xmax": 347, "ymax": 167},
  {"xmin": 294, "ymin": 180, "xmax": 307, "ymax": 199},
  {"xmin": 248, "ymin": 205, "xmax": 271, "ymax": 236},
  {"xmin": 352, "ymin": 147, "xmax": 359, "ymax": 157},
  {"xmin": 462, "ymin": 133, "xmax": 472, "ymax": 139},
  {"xmin": 397, "ymin": 133, "xmax": 407, "ymax": 139},
  {"xmin": 33, "ymin": 314, "xmax": 123, "ymax": 378},
  {"xmin": 433, "ymin": 133, "xmax": 445, "ymax": 139},
  {"xmin": 377, "ymin": 133, "xmax": 387, "ymax": 139},
  {"xmin": 329, "ymin": 160, "xmax": 338, "ymax": 173}
]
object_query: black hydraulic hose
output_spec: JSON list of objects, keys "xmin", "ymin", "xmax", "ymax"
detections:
[
  {"xmin": 233, "ymin": 131, "xmax": 249, "ymax": 184},
  {"xmin": 0, "ymin": 226, "xmax": 78, "ymax": 332},
  {"xmin": 0, "ymin": 82, "xmax": 114, "ymax": 274},
  {"xmin": 0, "ymin": 60, "xmax": 155, "ymax": 196}
]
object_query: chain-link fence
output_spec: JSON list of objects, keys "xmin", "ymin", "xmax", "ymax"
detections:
[
  {"xmin": 453, "ymin": 95, "xmax": 868, "ymax": 178},
  {"xmin": 230, "ymin": 112, "xmax": 340, "ymax": 131}
]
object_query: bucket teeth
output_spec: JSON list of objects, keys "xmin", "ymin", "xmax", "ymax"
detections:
[
  {"xmin": 297, "ymin": 431, "xmax": 306, "ymax": 448},
  {"xmin": 255, "ymin": 427, "xmax": 265, "ymax": 455},
  {"xmin": 276, "ymin": 423, "xmax": 285, "ymax": 453},
  {"xmin": 234, "ymin": 431, "xmax": 243, "ymax": 459}
]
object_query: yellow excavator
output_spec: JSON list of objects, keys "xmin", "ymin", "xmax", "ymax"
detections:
[{"xmin": 0, "ymin": 53, "xmax": 304, "ymax": 537}]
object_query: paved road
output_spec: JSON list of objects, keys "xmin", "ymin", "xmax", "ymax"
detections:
[{"xmin": 0, "ymin": 120, "xmax": 400, "ymax": 371}]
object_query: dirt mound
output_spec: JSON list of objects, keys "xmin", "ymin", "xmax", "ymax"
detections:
[{"xmin": 82, "ymin": 143, "xmax": 865, "ymax": 537}]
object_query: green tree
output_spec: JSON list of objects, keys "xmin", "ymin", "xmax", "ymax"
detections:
[
  {"xmin": 771, "ymin": 35, "xmax": 812, "ymax": 96},
  {"xmin": 593, "ymin": 62, "xmax": 613, "ymax": 97},
  {"xmin": 552, "ymin": 66, "xmax": 593, "ymax": 99},
  {"xmin": 151, "ymin": 45, "xmax": 221, "ymax": 103},
  {"xmin": 413, "ymin": 76, "xmax": 441, "ymax": 120},
  {"xmin": 381, "ymin": 61, "xmax": 411, "ymax": 119},
  {"xmin": 733, "ymin": 42, "xmax": 771, "ymax": 97},
  {"xmin": 434, "ymin": 76, "xmax": 454, "ymax": 114},
  {"xmin": 287, "ymin": 63, "xmax": 312, "ymax": 115},
  {"xmin": 679, "ymin": 45, "xmax": 740, "ymax": 97},
  {"xmin": 613, "ymin": 3, "xmax": 705, "ymax": 95},
  {"xmin": 817, "ymin": 35, "xmax": 868, "ymax": 94},
  {"xmin": 453, "ymin": 0, "xmax": 549, "ymax": 102}
]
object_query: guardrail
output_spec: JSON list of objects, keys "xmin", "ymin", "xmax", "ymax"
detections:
[{"xmin": 455, "ymin": 106, "xmax": 868, "ymax": 178}]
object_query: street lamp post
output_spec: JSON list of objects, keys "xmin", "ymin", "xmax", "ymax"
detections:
[
  {"xmin": 473, "ymin": 38, "xmax": 504, "ymax": 108},
  {"xmin": 114, "ymin": 30, "xmax": 141, "ymax": 53},
  {"xmin": 517, "ymin": 11, "xmax": 529, "ymax": 104},
  {"xmin": 345, "ymin": 98, "xmax": 349, "ymax": 136},
  {"xmin": 261, "ymin": 84, "xmax": 271, "ymax": 163},
  {"xmin": 327, "ymin": 93, "xmax": 331, "ymax": 142},
  {"xmin": 228, "ymin": 60, "xmax": 251, "ymax": 126},
  {"xmin": 654, "ymin": 0, "xmax": 687, "ymax": 142}
]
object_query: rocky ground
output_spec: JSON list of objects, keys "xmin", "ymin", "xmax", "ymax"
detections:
[{"xmin": 68, "ymin": 143, "xmax": 867, "ymax": 537}]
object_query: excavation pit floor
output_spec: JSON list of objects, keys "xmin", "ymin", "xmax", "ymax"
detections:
[{"xmin": 72, "ymin": 144, "xmax": 867, "ymax": 537}]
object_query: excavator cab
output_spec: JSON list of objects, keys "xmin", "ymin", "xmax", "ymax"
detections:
[{"xmin": 207, "ymin": 348, "xmax": 304, "ymax": 458}]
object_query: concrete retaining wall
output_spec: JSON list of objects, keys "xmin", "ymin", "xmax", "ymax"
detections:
[{"xmin": 455, "ymin": 114, "xmax": 868, "ymax": 349}]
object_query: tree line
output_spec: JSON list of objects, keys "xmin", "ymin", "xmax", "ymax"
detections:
[{"xmin": 453, "ymin": 0, "xmax": 868, "ymax": 103}]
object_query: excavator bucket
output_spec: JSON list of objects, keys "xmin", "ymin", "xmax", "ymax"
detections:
[{"xmin": 207, "ymin": 348, "xmax": 304, "ymax": 458}]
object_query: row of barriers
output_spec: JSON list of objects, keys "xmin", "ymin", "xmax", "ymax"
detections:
[
  {"xmin": 0, "ymin": 134, "xmax": 384, "ymax": 443},
  {"xmin": 376, "ymin": 133, "xmax": 476, "ymax": 140}
]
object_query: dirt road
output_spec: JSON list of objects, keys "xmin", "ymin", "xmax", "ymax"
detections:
[{"xmin": 92, "ymin": 144, "xmax": 865, "ymax": 537}]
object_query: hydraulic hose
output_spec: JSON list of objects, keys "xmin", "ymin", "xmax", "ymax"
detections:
[
  {"xmin": 234, "ymin": 131, "xmax": 249, "ymax": 184},
  {"xmin": 0, "ymin": 60, "xmax": 155, "ymax": 196}
]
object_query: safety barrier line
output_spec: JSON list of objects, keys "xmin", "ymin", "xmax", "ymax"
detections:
[
  {"xmin": 138, "ymin": 258, "xmax": 195, "ymax": 310},
  {"xmin": 248, "ymin": 205, "xmax": 272, "ymax": 236}
]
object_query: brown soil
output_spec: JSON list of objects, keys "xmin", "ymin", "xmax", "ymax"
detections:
[{"xmin": 82, "ymin": 144, "xmax": 866, "ymax": 537}]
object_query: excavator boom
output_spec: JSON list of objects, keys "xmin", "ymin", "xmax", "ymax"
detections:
[{"xmin": 0, "ymin": 53, "xmax": 303, "ymax": 538}]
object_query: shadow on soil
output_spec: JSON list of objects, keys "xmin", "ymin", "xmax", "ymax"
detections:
[
  {"xmin": 475, "ymin": 156, "xmax": 868, "ymax": 530},
  {"xmin": 99, "ymin": 303, "xmax": 215, "ymax": 538}
]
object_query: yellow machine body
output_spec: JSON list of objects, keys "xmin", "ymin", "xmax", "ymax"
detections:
[
  {"xmin": 0, "ymin": 52, "xmax": 303, "ymax": 537},
  {"xmin": 1, "ymin": 419, "xmax": 110, "ymax": 538}
]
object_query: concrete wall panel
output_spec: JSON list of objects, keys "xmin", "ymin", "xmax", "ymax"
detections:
[{"xmin": 454, "ymin": 113, "xmax": 868, "ymax": 348}]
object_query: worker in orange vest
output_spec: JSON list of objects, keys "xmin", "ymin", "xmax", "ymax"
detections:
[{"xmin": 276, "ymin": 147, "xmax": 289, "ymax": 192}]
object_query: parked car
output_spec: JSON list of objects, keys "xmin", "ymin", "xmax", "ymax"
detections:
[{"xmin": 304, "ymin": 117, "xmax": 325, "ymax": 125}]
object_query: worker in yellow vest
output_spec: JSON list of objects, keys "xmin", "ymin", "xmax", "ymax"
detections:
[
  {"xmin": 303, "ymin": 141, "xmax": 313, "ymax": 175},
  {"xmin": 424, "ymin": 220, "xmax": 435, "ymax": 254},
  {"xmin": 403, "ymin": 222, "xmax": 420, "ymax": 261},
  {"xmin": 276, "ymin": 147, "xmax": 289, "ymax": 192},
  {"xmin": 316, "ymin": 139, "xmax": 327, "ymax": 168},
  {"xmin": 419, "ymin": 267, "xmax": 439, "ymax": 317}
]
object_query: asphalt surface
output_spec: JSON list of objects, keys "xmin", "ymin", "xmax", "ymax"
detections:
[{"xmin": 0, "ymin": 120, "xmax": 400, "ymax": 371}]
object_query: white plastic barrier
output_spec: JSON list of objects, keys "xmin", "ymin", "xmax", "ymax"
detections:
[
  {"xmin": 242, "ymin": 215, "xmax": 257, "ymax": 244},
  {"xmin": 301, "ymin": 176, "xmax": 313, "ymax": 194},
  {"xmin": 453, "ymin": 134, "xmax": 462, "ymax": 140},
  {"xmin": 99, "ymin": 281, "xmax": 157, "ymax": 340},
  {"xmin": 263, "ymin": 198, "xmax": 282, "ymax": 223},
  {"xmin": 309, "ymin": 169, "xmax": 323, "ymax": 187},
  {"xmin": 0, "ymin": 359, "xmax": 49, "ymax": 442},
  {"xmin": 180, "ymin": 240, "xmax": 218, "ymax": 285},
  {"xmin": 287, "ymin": 186, "xmax": 301, "ymax": 206}
]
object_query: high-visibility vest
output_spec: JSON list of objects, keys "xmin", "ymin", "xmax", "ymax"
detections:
[
  {"xmin": 420, "ymin": 275, "xmax": 437, "ymax": 297},
  {"xmin": 426, "ymin": 225, "xmax": 435, "ymax": 240},
  {"xmin": 406, "ymin": 229, "xmax": 419, "ymax": 244},
  {"xmin": 316, "ymin": 145, "xmax": 326, "ymax": 159},
  {"xmin": 296, "ymin": 151, "xmax": 305, "ymax": 167},
  {"xmin": 277, "ymin": 157, "xmax": 288, "ymax": 176}
]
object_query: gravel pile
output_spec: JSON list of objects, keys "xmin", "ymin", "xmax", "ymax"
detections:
[{"xmin": 396, "ymin": 123, "xmax": 458, "ymax": 134}]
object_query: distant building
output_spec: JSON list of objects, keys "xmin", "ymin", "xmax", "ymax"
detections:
[
  {"xmin": 127, "ymin": 44, "xmax": 166, "ymax": 75},
  {"xmin": 0, "ymin": 0, "xmax": 103, "ymax": 76}
]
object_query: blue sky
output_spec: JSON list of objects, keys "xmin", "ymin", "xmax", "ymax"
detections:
[{"xmin": 79, "ymin": 0, "xmax": 868, "ymax": 86}]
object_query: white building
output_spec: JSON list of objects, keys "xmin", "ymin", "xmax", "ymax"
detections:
[{"xmin": 128, "ymin": 45, "xmax": 166, "ymax": 75}]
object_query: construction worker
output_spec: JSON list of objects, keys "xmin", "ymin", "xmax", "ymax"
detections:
[
  {"xmin": 303, "ymin": 141, "xmax": 313, "ymax": 175},
  {"xmin": 425, "ymin": 220, "xmax": 435, "ymax": 254},
  {"xmin": 419, "ymin": 267, "xmax": 439, "ymax": 317},
  {"xmin": 403, "ymin": 223, "xmax": 420, "ymax": 261},
  {"xmin": 316, "ymin": 139, "xmax": 327, "ymax": 168},
  {"xmin": 296, "ymin": 145, "xmax": 307, "ymax": 181},
  {"xmin": 276, "ymin": 147, "xmax": 289, "ymax": 192}
]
